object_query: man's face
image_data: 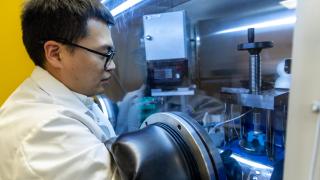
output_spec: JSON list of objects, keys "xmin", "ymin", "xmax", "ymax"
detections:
[{"xmin": 59, "ymin": 18, "xmax": 115, "ymax": 96}]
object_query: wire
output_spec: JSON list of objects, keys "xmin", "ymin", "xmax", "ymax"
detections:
[{"xmin": 203, "ymin": 110, "xmax": 252, "ymax": 131}]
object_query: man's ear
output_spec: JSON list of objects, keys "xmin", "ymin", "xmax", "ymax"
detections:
[{"xmin": 43, "ymin": 40, "xmax": 63, "ymax": 68}]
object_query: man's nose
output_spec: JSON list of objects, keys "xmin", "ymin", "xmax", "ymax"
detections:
[{"xmin": 105, "ymin": 60, "xmax": 116, "ymax": 71}]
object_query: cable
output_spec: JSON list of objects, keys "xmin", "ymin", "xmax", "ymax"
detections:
[{"xmin": 203, "ymin": 110, "xmax": 252, "ymax": 131}]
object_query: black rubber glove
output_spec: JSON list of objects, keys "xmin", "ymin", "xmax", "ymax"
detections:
[{"xmin": 104, "ymin": 124, "xmax": 199, "ymax": 180}]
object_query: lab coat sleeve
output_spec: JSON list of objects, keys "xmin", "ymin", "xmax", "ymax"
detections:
[{"xmin": 15, "ymin": 114, "xmax": 119, "ymax": 180}]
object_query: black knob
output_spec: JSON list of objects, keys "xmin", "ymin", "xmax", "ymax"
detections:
[
  {"xmin": 248, "ymin": 28, "xmax": 255, "ymax": 43},
  {"xmin": 238, "ymin": 28, "xmax": 273, "ymax": 55}
]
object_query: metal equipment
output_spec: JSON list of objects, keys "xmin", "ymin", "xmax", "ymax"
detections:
[
  {"xmin": 238, "ymin": 28, "xmax": 273, "ymax": 95},
  {"xmin": 237, "ymin": 28, "xmax": 274, "ymax": 154},
  {"xmin": 143, "ymin": 10, "xmax": 190, "ymax": 90},
  {"xmin": 143, "ymin": 11, "xmax": 194, "ymax": 112},
  {"xmin": 220, "ymin": 28, "xmax": 289, "ymax": 162}
]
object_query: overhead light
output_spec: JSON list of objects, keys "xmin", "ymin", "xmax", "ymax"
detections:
[
  {"xmin": 215, "ymin": 15, "xmax": 296, "ymax": 35},
  {"xmin": 279, "ymin": 0, "xmax": 297, "ymax": 9},
  {"xmin": 103, "ymin": 0, "xmax": 144, "ymax": 17}
]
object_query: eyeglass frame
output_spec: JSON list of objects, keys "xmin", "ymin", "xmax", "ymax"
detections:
[{"xmin": 40, "ymin": 38, "xmax": 116, "ymax": 71}]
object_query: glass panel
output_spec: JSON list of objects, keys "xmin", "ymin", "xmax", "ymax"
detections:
[{"xmin": 103, "ymin": 1, "xmax": 296, "ymax": 179}]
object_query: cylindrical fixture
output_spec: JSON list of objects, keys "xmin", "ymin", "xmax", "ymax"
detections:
[
  {"xmin": 248, "ymin": 28, "xmax": 255, "ymax": 43},
  {"xmin": 252, "ymin": 110, "xmax": 261, "ymax": 133},
  {"xmin": 249, "ymin": 54, "xmax": 261, "ymax": 94}
]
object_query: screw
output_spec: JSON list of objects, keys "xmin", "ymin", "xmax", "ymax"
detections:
[
  {"xmin": 312, "ymin": 101, "xmax": 320, "ymax": 113},
  {"xmin": 145, "ymin": 35, "xmax": 152, "ymax": 40}
]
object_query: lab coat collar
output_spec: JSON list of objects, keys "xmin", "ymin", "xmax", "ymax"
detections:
[
  {"xmin": 30, "ymin": 66, "xmax": 89, "ymax": 113},
  {"xmin": 72, "ymin": 91, "xmax": 95, "ymax": 109}
]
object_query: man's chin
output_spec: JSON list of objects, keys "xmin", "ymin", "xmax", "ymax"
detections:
[
  {"xmin": 90, "ymin": 82, "xmax": 111, "ymax": 96},
  {"xmin": 94, "ymin": 86, "xmax": 107, "ymax": 95}
]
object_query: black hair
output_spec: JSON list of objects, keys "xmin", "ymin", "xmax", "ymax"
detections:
[{"xmin": 21, "ymin": 0, "xmax": 115, "ymax": 67}]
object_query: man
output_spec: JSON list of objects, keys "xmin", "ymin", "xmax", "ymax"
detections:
[{"xmin": 0, "ymin": 0, "xmax": 119, "ymax": 179}]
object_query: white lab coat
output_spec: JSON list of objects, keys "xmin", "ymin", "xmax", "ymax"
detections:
[{"xmin": 0, "ymin": 67, "xmax": 119, "ymax": 180}]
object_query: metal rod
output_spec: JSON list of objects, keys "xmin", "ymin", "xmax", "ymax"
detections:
[
  {"xmin": 266, "ymin": 110, "xmax": 274, "ymax": 160},
  {"xmin": 252, "ymin": 110, "xmax": 261, "ymax": 133},
  {"xmin": 249, "ymin": 54, "xmax": 261, "ymax": 94}
]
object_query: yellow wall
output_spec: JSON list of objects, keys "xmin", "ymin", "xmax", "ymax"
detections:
[{"xmin": 0, "ymin": 1, "xmax": 34, "ymax": 105}]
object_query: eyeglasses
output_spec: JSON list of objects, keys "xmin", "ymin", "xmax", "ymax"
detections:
[{"xmin": 42, "ymin": 39, "xmax": 116, "ymax": 71}]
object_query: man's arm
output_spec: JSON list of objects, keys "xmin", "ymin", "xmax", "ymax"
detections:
[{"xmin": 16, "ymin": 116, "xmax": 119, "ymax": 180}]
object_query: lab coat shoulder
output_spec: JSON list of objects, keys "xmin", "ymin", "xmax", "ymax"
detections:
[{"xmin": 14, "ymin": 110, "xmax": 117, "ymax": 180}]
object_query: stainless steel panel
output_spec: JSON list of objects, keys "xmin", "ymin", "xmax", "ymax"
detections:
[
  {"xmin": 221, "ymin": 88, "xmax": 289, "ymax": 110},
  {"xmin": 196, "ymin": 10, "xmax": 295, "ymax": 83},
  {"xmin": 143, "ymin": 11, "xmax": 188, "ymax": 61}
]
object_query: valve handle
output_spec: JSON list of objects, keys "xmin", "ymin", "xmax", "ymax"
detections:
[{"xmin": 248, "ymin": 28, "xmax": 255, "ymax": 43}]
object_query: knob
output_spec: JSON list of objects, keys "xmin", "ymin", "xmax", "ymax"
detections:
[{"xmin": 248, "ymin": 28, "xmax": 255, "ymax": 43}]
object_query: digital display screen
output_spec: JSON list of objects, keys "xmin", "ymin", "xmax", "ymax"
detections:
[{"xmin": 154, "ymin": 68, "xmax": 173, "ymax": 80}]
